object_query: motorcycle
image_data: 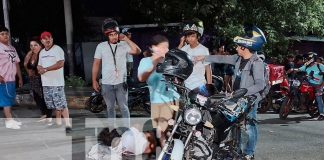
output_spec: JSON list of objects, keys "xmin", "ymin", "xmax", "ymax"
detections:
[
  {"xmin": 279, "ymin": 71, "xmax": 319, "ymax": 119},
  {"xmin": 258, "ymin": 83, "xmax": 286, "ymax": 113},
  {"xmin": 158, "ymin": 76, "xmax": 257, "ymax": 160},
  {"xmin": 258, "ymin": 64, "xmax": 285, "ymax": 113},
  {"xmin": 85, "ymin": 81, "xmax": 151, "ymax": 114},
  {"xmin": 128, "ymin": 83, "xmax": 151, "ymax": 114}
]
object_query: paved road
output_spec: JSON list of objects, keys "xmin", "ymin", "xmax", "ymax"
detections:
[
  {"xmin": 256, "ymin": 112, "xmax": 324, "ymax": 160},
  {"xmin": 0, "ymin": 106, "xmax": 323, "ymax": 160}
]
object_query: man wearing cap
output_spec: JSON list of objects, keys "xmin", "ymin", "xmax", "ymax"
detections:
[
  {"xmin": 37, "ymin": 31, "xmax": 71, "ymax": 132},
  {"xmin": 92, "ymin": 18, "xmax": 141, "ymax": 127},
  {"xmin": 196, "ymin": 26, "xmax": 267, "ymax": 160},
  {"xmin": 0, "ymin": 26, "xmax": 23, "ymax": 129}
]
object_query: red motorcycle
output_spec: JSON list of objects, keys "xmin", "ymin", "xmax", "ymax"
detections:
[
  {"xmin": 279, "ymin": 72, "xmax": 319, "ymax": 119},
  {"xmin": 258, "ymin": 64, "xmax": 286, "ymax": 113}
]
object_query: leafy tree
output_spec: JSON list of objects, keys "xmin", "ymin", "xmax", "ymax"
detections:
[{"xmin": 130, "ymin": 0, "xmax": 324, "ymax": 57}]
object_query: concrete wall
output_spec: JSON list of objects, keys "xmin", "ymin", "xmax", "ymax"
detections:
[{"xmin": 81, "ymin": 42, "xmax": 100, "ymax": 83}]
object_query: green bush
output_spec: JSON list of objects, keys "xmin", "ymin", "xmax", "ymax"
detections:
[{"xmin": 65, "ymin": 76, "xmax": 86, "ymax": 87}]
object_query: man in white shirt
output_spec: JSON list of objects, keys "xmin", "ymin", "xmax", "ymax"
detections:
[
  {"xmin": 37, "ymin": 31, "xmax": 71, "ymax": 133},
  {"xmin": 92, "ymin": 18, "xmax": 141, "ymax": 127},
  {"xmin": 178, "ymin": 19, "xmax": 212, "ymax": 90}
]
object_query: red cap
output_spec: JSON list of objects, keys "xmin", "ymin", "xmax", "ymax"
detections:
[{"xmin": 40, "ymin": 31, "xmax": 52, "ymax": 39}]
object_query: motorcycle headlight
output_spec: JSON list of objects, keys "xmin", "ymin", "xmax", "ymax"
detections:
[
  {"xmin": 292, "ymin": 80, "xmax": 301, "ymax": 87},
  {"xmin": 184, "ymin": 108, "xmax": 202, "ymax": 125}
]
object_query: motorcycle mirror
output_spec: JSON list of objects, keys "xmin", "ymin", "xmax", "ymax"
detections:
[{"xmin": 232, "ymin": 88, "xmax": 248, "ymax": 99}]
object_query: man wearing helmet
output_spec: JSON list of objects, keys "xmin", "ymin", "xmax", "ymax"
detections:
[
  {"xmin": 196, "ymin": 26, "xmax": 267, "ymax": 160},
  {"xmin": 289, "ymin": 52, "xmax": 324, "ymax": 120},
  {"xmin": 178, "ymin": 19, "xmax": 212, "ymax": 90},
  {"xmin": 92, "ymin": 18, "xmax": 141, "ymax": 127}
]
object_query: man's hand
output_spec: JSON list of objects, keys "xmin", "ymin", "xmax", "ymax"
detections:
[
  {"xmin": 177, "ymin": 36, "xmax": 186, "ymax": 49},
  {"xmin": 0, "ymin": 75, "xmax": 4, "ymax": 83},
  {"xmin": 118, "ymin": 33, "xmax": 128, "ymax": 41},
  {"xmin": 180, "ymin": 36, "xmax": 185, "ymax": 44},
  {"xmin": 92, "ymin": 81, "xmax": 100, "ymax": 92},
  {"xmin": 18, "ymin": 78, "xmax": 23, "ymax": 88},
  {"xmin": 193, "ymin": 56, "xmax": 205, "ymax": 63},
  {"xmin": 38, "ymin": 66, "xmax": 47, "ymax": 74}
]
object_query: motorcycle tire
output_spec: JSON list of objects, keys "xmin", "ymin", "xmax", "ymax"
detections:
[
  {"xmin": 308, "ymin": 104, "xmax": 320, "ymax": 118},
  {"xmin": 279, "ymin": 97, "xmax": 292, "ymax": 119},
  {"xmin": 258, "ymin": 97, "xmax": 271, "ymax": 113}
]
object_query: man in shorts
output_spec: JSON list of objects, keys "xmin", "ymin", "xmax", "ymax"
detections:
[
  {"xmin": 37, "ymin": 31, "xmax": 71, "ymax": 133},
  {"xmin": 0, "ymin": 26, "xmax": 23, "ymax": 129}
]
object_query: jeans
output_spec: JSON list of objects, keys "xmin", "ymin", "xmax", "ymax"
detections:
[
  {"xmin": 309, "ymin": 83, "xmax": 324, "ymax": 115},
  {"xmin": 102, "ymin": 83, "xmax": 130, "ymax": 127},
  {"xmin": 243, "ymin": 99, "xmax": 259, "ymax": 156}
]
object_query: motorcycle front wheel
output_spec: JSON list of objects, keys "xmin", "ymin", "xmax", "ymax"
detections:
[
  {"xmin": 279, "ymin": 97, "xmax": 292, "ymax": 119},
  {"xmin": 258, "ymin": 97, "xmax": 271, "ymax": 113},
  {"xmin": 308, "ymin": 103, "xmax": 320, "ymax": 118}
]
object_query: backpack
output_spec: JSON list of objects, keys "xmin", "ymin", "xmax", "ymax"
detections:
[
  {"xmin": 251, "ymin": 62, "xmax": 270, "ymax": 98},
  {"xmin": 235, "ymin": 56, "xmax": 269, "ymax": 98}
]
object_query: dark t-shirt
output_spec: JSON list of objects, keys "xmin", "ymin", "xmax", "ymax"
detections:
[
  {"xmin": 285, "ymin": 62, "xmax": 295, "ymax": 78},
  {"xmin": 212, "ymin": 63, "xmax": 225, "ymax": 77},
  {"xmin": 233, "ymin": 58, "xmax": 250, "ymax": 91}
]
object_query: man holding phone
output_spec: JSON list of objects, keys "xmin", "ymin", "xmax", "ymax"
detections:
[{"xmin": 92, "ymin": 18, "xmax": 141, "ymax": 127}]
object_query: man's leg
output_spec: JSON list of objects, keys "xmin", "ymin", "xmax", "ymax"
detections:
[
  {"xmin": 3, "ymin": 107, "xmax": 13, "ymax": 120},
  {"xmin": 55, "ymin": 110, "xmax": 62, "ymax": 125},
  {"xmin": 244, "ymin": 101, "xmax": 258, "ymax": 157},
  {"xmin": 315, "ymin": 86, "xmax": 324, "ymax": 120},
  {"xmin": 102, "ymin": 84, "xmax": 117, "ymax": 126},
  {"xmin": 62, "ymin": 108, "xmax": 71, "ymax": 127},
  {"xmin": 116, "ymin": 83, "xmax": 130, "ymax": 128}
]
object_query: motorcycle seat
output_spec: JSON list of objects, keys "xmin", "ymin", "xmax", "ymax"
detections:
[{"xmin": 209, "ymin": 93, "xmax": 226, "ymax": 99}]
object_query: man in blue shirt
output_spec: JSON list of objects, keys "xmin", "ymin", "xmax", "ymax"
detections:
[{"xmin": 297, "ymin": 52, "xmax": 324, "ymax": 120}]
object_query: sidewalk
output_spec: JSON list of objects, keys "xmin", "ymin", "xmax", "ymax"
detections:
[{"xmin": 0, "ymin": 103, "xmax": 151, "ymax": 160}]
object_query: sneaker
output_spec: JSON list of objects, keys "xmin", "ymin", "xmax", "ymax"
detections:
[
  {"xmin": 12, "ymin": 119, "xmax": 22, "ymax": 126},
  {"xmin": 244, "ymin": 155, "xmax": 255, "ymax": 160},
  {"xmin": 47, "ymin": 123, "xmax": 62, "ymax": 128},
  {"xmin": 46, "ymin": 118, "xmax": 52, "ymax": 123},
  {"xmin": 317, "ymin": 115, "xmax": 324, "ymax": 121},
  {"xmin": 5, "ymin": 120, "xmax": 21, "ymax": 130}
]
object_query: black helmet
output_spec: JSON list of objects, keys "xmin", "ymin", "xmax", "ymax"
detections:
[
  {"xmin": 234, "ymin": 26, "xmax": 266, "ymax": 51},
  {"xmin": 156, "ymin": 49, "xmax": 193, "ymax": 80},
  {"xmin": 102, "ymin": 18, "xmax": 120, "ymax": 34},
  {"xmin": 85, "ymin": 92, "xmax": 105, "ymax": 113},
  {"xmin": 183, "ymin": 18, "xmax": 204, "ymax": 36},
  {"xmin": 304, "ymin": 52, "xmax": 317, "ymax": 65}
]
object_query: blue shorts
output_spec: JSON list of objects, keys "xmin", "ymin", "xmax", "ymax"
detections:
[{"xmin": 0, "ymin": 81, "xmax": 16, "ymax": 107}]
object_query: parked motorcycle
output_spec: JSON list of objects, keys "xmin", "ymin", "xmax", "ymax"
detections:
[
  {"xmin": 85, "ymin": 81, "xmax": 150, "ymax": 114},
  {"xmin": 128, "ymin": 83, "xmax": 151, "ymax": 114},
  {"xmin": 279, "ymin": 71, "xmax": 319, "ymax": 119},
  {"xmin": 258, "ymin": 83, "xmax": 286, "ymax": 113},
  {"xmin": 258, "ymin": 64, "xmax": 285, "ymax": 113}
]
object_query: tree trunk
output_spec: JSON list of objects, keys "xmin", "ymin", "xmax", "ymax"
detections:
[
  {"xmin": 2, "ymin": 0, "xmax": 11, "ymax": 44},
  {"xmin": 63, "ymin": 0, "xmax": 74, "ymax": 76}
]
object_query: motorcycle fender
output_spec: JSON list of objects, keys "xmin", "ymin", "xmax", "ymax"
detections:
[{"xmin": 170, "ymin": 139, "xmax": 184, "ymax": 160}]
